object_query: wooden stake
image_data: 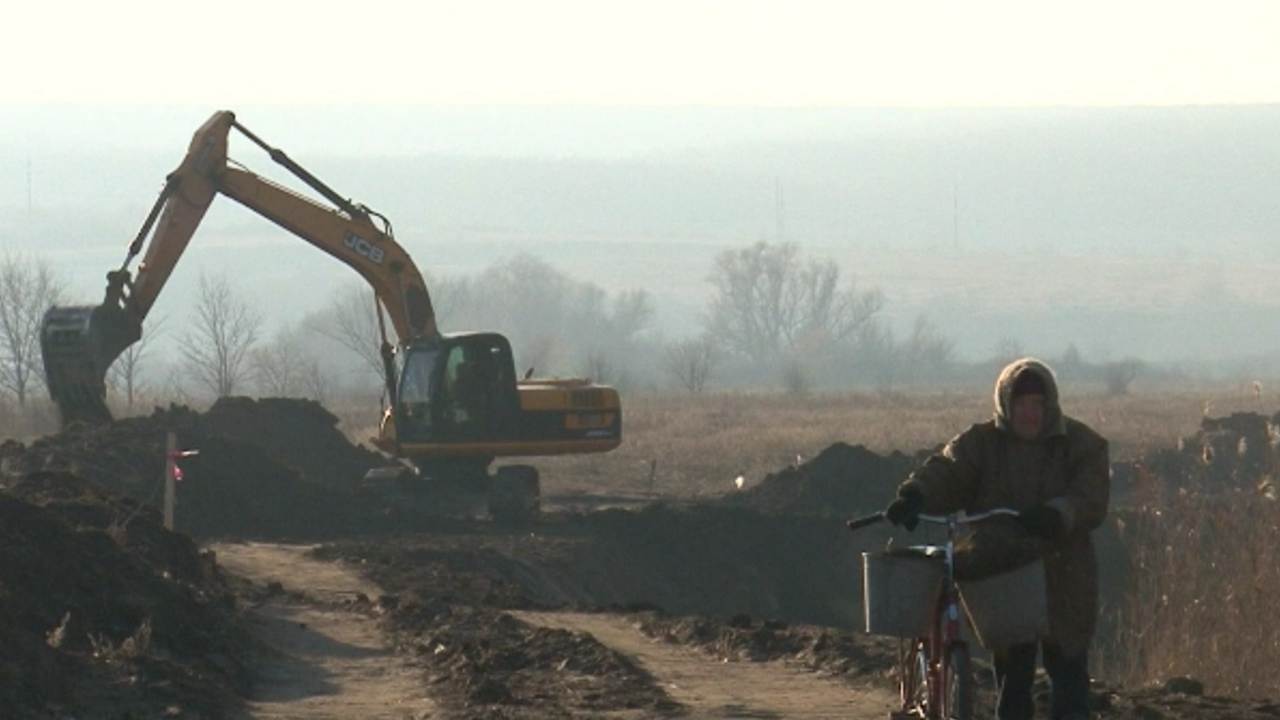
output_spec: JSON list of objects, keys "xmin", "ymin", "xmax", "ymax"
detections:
[{"xmin": 164, "ymin": 431, "xmax": 176, "ymax": 531}]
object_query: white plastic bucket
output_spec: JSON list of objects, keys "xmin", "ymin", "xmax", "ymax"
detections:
[
  {"xmin": 958, "ymin": 560, "xmax": 1049, "ymax": 650},
  {"xmin": 862, "ymin": 551, "xmax": 944, "ymax": 637}
]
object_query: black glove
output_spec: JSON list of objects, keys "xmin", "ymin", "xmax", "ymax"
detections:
[
  {"xmin": 885, "ymin": 487, "xmax": 924, "ymax": 531},
  {"xmin": 1017, "ymin": 504, "xmax": 1065, "ymax": 539}
]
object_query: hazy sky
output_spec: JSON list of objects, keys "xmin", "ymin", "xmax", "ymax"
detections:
[
  {"xmin": 5, "ymin": 1, "xmax": 1279, "ymax": 107},
  {"xmin": 5, "ymin": 2, "xmax": 1280, "ymax": 369}
]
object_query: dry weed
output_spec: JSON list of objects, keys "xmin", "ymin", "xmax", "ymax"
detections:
[{"xmin": 1099, "ymin": 494, "xmax": 1280, "ymax": 696}]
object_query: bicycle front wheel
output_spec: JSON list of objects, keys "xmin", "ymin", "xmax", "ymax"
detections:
[
  {"xmin": 942, "ymin": 642, "xmax": 973, "ymax": 720},
  {"xmin": 899, "ymin": 639, "xmax": 928, "ymax": 715}
]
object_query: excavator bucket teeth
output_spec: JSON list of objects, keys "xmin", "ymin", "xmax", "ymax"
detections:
[{"xmin": 41, "ymin": 304, "xmax": 141, "ymax": 428}]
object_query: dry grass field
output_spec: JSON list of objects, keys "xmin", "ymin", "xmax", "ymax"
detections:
[
  {"xmin": 1098, "ymin": 493, "xmax": 1280, "ymax": 697},
  {"xmin": 492, "ymin": 388, "xmax": 1279, "ymax": 499}
]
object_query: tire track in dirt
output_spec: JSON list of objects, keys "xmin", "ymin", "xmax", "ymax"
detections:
[
  {"xmin": 514, "ymin": 610, "xmax": 896, "ymax": 719},
  {"xmin": 211, "ymin": 542, "xmax": 437, "ymax": 720}
]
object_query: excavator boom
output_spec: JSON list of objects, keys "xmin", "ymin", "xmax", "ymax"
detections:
[{"xmin": 41, "ymin": 110, "xmax": 438, "ymax": 427}]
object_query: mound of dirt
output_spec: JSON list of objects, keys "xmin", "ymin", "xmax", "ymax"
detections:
[
  {"xmin": 725, "ymin": 441, "xmax": 919, "ymax": 517},
  {"xmin": 201, "ymin": 397, "xmax": 385, "ymax": 491},
  {"xmin": 0, "ymin": 398, "xmax": 410, "ymax": 539},
  {"xmin": 0, "ymin": 471, "xmax": 247, "ymax": 718},
  {"xmin": 1129, "ymin": 411, "xmax": 1280, "ymax": 494}
]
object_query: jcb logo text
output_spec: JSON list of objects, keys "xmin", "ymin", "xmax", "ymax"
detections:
[{"xmin": 344, "ymin": 232, "xmax": 385, "ymax": 264}]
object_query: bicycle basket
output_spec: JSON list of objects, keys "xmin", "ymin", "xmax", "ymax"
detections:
[
  {"xmin": 862, "ymin": 550, "xmax": 943, "ymax": 637},
  {"xmin": 958, "ymin": 559, "xmax": 1049, "ymax": 650}
]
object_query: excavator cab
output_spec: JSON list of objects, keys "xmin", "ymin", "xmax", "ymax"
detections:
[{"xmin": 395, "ymin": 333, "xmax": 520, "ymax": 445}]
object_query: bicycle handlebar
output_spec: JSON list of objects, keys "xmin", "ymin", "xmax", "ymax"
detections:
[
  {"xmin": 845, "ymin": 511, "xmax": 885, "ymax": 532},
  {"xmin": 845, "ymin": 507, "xmax": 1020, "ymax": 533},
  {"xmin": 920, "ymin": 508, "xmax": 1020, "ymax": 524}
]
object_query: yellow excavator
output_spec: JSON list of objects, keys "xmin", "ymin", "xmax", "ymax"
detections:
[{"xmin": 40, "ymin": 110, "xmax": 621, "ymax": 520}]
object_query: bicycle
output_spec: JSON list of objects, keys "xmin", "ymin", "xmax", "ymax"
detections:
[{"xmin": 847, "ymin": 507, "xmax": 1021, "ymax": 720}]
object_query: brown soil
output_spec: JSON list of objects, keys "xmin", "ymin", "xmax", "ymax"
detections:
[
  {"xmin": 4, "ymin": 397, "xmax": 1278, "ymax": 718},
  {"xmin": 1114, "ymin": 410, "xmax": 1280, "ymax": 497},
  {"xmin": 516, "ymin": 610, "xmax": 896, "ymax": 718},
  {"xmin": 632, "ymin": 612, "xmax": 1280, "ymax": 720},
  {"xmin": 209, "ymin": 542, "xmax": 437, "ymax": 719},
  {"xmin": 723, "ymin": 440, "xmax": 921, "ymax": 517},
  {"xmin": 0, "ymin": 471, "xmax": 248, "ymax": 719}
]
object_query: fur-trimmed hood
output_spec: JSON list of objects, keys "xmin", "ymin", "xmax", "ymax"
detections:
[{"xmin": 992, "ymin": 357, "xmax": 1066, "ymax": 438}]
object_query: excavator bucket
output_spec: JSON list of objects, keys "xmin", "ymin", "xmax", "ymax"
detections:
[{"xmin": 41, "ymin": 302, "xmax": 142, "ymax": 428}]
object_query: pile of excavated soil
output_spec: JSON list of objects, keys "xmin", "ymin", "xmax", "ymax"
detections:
[
  {"xmin": 0, "ymin": 398, "xmax": 431, "ymax": 539},
  {"xmin": 0, "ymin": 397, "xmax": 474, "ymax": 717},
  {"xmin": 0, "ymin": 471, "xmax": 248, "ymax": 718},
  {"xmin": 199, "ymin": 397, "xmax": 386, "ymax": 491},
  {"xmin": 724, "ymin": 441, "xmax": 920, "ymax": 517},
  {"xmin": 1120, "ymin": 411, "xmax": 1280, "ymax": 496}
]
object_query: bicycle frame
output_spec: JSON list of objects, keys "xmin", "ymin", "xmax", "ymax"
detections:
[{"xmin": 849, "ymin": 507, "xmax": 1019, "ymax": 719}]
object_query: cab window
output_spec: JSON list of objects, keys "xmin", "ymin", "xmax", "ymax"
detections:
[{"xmin": 398, "ymin": 347, "xmax": 438, "ymax": 429}]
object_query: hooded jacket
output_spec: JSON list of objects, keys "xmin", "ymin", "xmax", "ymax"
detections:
[{"xmin": 900, "ymin": 357, "xmax": 1110, "ymax": 657}]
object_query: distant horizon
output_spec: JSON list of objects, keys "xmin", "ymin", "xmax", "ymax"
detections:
[
  {"xmin": 3, "ymin": 103, "xmax": 1279, "ymax": 373},
  {"xmin": 4, "ymin": 103, "xmax": 1280, "ymax": 159}
]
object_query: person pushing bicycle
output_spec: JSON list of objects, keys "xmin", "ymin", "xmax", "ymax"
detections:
[{"xmin": 884, "ymin": 358, "xmax": 1110, "ymax": 720}]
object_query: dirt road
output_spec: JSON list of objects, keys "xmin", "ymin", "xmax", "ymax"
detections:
[
  {"xmin": 515, "ymin": 610, "xmax": 897, "ymax": 719},
  {"xmin": 211, "ymin": 542, "xmax": 438, "ymax": 720}
]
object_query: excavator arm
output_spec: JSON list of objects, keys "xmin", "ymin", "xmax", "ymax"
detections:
[{"xmin": 41, "ymin": 110, "xmax": 438, "ymax": 426}]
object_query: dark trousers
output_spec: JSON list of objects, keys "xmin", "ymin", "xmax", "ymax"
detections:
[{"xmin": 994, "ymin": 641, "xmax": 1089, "ymax": 720}]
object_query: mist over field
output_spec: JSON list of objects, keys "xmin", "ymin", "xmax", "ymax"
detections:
[{"xmin": 2, "ymin": 104, "xmax": 1278, "ymax": 388}]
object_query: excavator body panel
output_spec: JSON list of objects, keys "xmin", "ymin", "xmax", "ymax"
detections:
[{"xmin": 388, "ymin": 334, "xmax": 621, "ymax": 461}]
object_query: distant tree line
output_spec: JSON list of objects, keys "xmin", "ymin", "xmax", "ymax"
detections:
[{"xmin": 0, "ymin": 245, "xmax": 1161, "ymax": 431}]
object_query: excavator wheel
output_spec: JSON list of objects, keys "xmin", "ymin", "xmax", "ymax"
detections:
[{"xmin": 488, "ymin": 465, "xmax": 541, "ymax": 525}]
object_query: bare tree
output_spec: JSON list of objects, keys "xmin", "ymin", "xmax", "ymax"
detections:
[
  {"xmin": 160, "ymin": 362, "xmax": 195, "ymax": 406},
  {"xmin": 994, "ymin": 337, "xmax": 1024, "ymax": 364},
  {"xmin": 1104, "ymin": 358, "xmax": 1143, "ymax": 396},
  {"xmin": 300, "ymin": 359, "xmax": 330, "ymax": 405},
  {"xmin": 574, "ymin": 288, "xmax": 654, "ymax": 386},
  {"xmin": 607, "ymin": 289, "xmax": 654, "ymax": 343},
  {"xmin": 425, "ymin": 270, "xmax": 471, "ymax": 325},
  {"xmin": 0, "ymin": 254, "xmax": 63, "ymax": 407},
  {"xmin": 107, "ymin": 315, "xmax": 165, "ymax": 412},
  {"xmin": 304, "ymin": 283, "xmax": 384, "ymax": 382},
  {"xmin": 897, "ymin": 315, "xmax": 955, "ymax": 384},
  {"xmin": 706, "ymin": 242, "xmax": 883, "ymax": 363},
  {"xmin": 780, "ymin": 358, "xmax": 812, "ymax": 396},
  {"xmin": 516, "ymin": 335, "xmax": 557, "ymax": 379},
  {"xmin": 181, "ymin": 274, "xmax": 262, "ymax": 398},
  {"xmin": 580, "ymin": 349, "xmax": 615, "ymax": 385},
  {"xmin": 253, "ymin": 324, "xmax": 308, "ymax": 397},
  {"xmin": 664, "ymin": 335, "xmax": 719, "ymax": 393}
]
